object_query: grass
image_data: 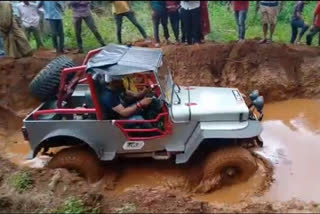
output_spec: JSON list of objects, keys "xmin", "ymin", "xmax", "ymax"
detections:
[
  {"xmin": 8, "ymin": 171, "xmax": 33, "ymax": 193},
  {"xmin": 114, "ymin": 203, "xmax": 137, "ymax": 213},
  {"xmin": 52, "ymin": 197, "xmax": 100, "ymax": 214},
  {"xmin": 29, "ymin": 1, "xmax": 319, "ymax": 52}
]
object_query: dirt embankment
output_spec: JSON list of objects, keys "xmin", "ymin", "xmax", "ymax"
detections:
[
  {"xmin": 163, "ymin": 40, "xmax": 320, "ymax": 102},
  {"xmin": 0, "ymin": 50, "xmax": 85, "ymax": 113}
]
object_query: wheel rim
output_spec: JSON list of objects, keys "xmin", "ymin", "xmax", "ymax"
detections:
[{"xmin": 221, "ymin": 166, "xmax": 242, "ymax": 183}]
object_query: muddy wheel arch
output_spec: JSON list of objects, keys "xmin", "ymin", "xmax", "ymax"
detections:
[{"xmin": 32, "ymin": 135, "xmax": 102, "ymax": 159}]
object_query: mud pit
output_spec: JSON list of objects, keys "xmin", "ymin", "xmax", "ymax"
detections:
[{"xmin": 1, "ymin": 41, "xmax": 320, "ymax": 212}]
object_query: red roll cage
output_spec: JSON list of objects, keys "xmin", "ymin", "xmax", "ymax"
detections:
[{"xmin": 31, "ymin": 48, "xmax": 173, "ymax": 140}]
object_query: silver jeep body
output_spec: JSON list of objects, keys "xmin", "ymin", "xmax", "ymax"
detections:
[{"xmin": 23, "ymin": 44, "xmax": 263, "ymax": 164}]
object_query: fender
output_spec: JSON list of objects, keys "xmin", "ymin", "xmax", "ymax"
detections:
[
  {"xmin": 175, "ymin": 120, "xmax": 262, "ymax": 164},
  {"xmin": 31, "ymin": 129, "xmax": 104, "ymax": 159}
]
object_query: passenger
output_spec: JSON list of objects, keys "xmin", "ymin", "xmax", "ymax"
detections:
[
  {"xmin": 306, "ymin": 1, "xmax": 320, "ymax": 46},
  {"xmin": 68, "ymin": 1, "xmax": 106, "ymax": 53},
  {"xmin": 99, "ymin": 75, "xmax": 152, "ymax": 125}
]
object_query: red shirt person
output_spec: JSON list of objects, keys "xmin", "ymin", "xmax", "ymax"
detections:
[
  {"xmin": 228, "ymin": 1, "xmax": 249, "ymax": 41},
  {"xmin": 200, "ymin": 1, "xmax": 210, "ymax": 41},
  {"xmin": 306, "ymin": 1, "xmax": 320, "ymax": 46}
]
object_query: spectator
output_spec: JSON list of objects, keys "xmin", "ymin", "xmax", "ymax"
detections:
[
  {"xmin": 166, "ymin": 1, "xmax": 180, "ymax": 43},
  {"xmin": 256, "ymin": 1, "xmax": 283, "ymax": 44},
  {"xmin": 11, "ymin": 1, "xmax": 22, "ymax": 27},
  {"xmin": 228, "ymin": 1, "xmax": 249, "ymax": 42},
  {"xmin": 69, "ymin": 1, "xmax": 105, "ymax": 53},
  {"xmin": 200, "ymin": 1, "xmax": 211, "ymax": 43},
  {"xmin": 180, "ymin": 1, "xmax": 201, "ymax": 45},
  {"xmin": 290, "ymin": 1, "xmax": 309, "ymax": 44},
  {"xmin": 38, "ymin": 1, "xmax": 66, "ymax": 54},
  {"xmin": 18, "ymin": 1, "xmax": 43, "ymax": 49},
  {"xmin": 0, "ymin": 1, "xmax": 32, "ymax": 58},
  {"xmin": 306, "ymin": 1, "xmax": 320, "ymax": 46},
  {"xmin": 151, "ymin": 1, "xmax": 169, "ymax": 47},
  {"xmin": 112, "ymin": 1, "xmax": 149, "ymax": 44},
  {"xmin": 0, "ymin": 35, "xmax": 4, "ymax": 56}
]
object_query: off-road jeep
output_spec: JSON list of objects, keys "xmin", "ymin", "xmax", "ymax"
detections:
[{"xmin": 22, "ymin": 44, "xmax": 264, "ymax": 191}]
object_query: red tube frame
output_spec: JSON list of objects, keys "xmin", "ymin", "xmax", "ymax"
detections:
[
  {"xmin": 114, "ymin": 112, "xmax": 172, "ymax": 141},
  {"xmin": 32, "ymin": 47, "xmax": 173, "ymax": 140},
  {"xmin": 32, "ymin": 108, "xmax": 96, "ymax": 120}
]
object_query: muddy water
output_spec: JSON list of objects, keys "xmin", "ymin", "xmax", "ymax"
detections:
[
  {"xmin": 258, "ymin": 99, "xmax": 320, "ymax": 203},
  {"xmin": 0, "ymin": 99, "xmax": 319, "ymax": 203}
]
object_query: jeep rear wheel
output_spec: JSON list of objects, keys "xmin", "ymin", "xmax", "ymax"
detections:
[
  {"xmin": 47, "ymin": 146, "xmax": 104, "ymax": 183},
  {"xmin": 194, "ymin": 146, "xmax": 257, "ymax": 193},
  {"xmin": 29, "ymin": 55, "xmax": 75, "ymax": 101}
]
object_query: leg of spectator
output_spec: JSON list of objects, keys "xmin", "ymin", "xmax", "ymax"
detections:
[
  {"xmin": 74, "ymin": 17, "xmax": 83, "ymax": 52},
  {"xmin": 191, "ymin": 7, "xmax": 201, "ymax": 44},
  {"xmin": 180, "ymin": 9, "xmax": 186, "ymax": 43},
  {"xmin": 234, "ymin": 11, "xmax": 240, "ymax": 40},
  {"xmin": 161, "ymin": 12, "xmax": 170, "ymax": 41},
  {"xmin": 152, "ymin": 12, "xmax": 161, "ymax": 45},
  {"xmin": 49, "ymin": 20, "xmax": 58, "ymax": 52},
  {"xmin": 85, "ymin": 15, "xmax": 105, "ymax": 46},
  {"xmin": 57, "ymin": 20, "xmax": 65, "ymax": 53},
  {"xmin": 306, "ymin": 27, "xmax": 318, "ymax": 45},
  {"xmin": 169, "ymin": 11, "xmax": 180, "ymax": 42},
  {"xmin": 290, "ymin": 20, "xmax": 298, "ymax": 44},
  {"xmin": 32, "ymin": 26, "xmax": 44, "ymax": 49},
  {"xmin": 115, "ymin": 14, "xmax": 123, "ymax": 44},
  {"xmin": 239, "ymin": 10, "xmax": 247, "ymax": 40},
  {"xmin": 126, "ymin": 11, "xmax": 148, "ymax": 39}
]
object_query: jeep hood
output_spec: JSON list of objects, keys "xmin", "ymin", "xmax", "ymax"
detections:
[{"xmin": 171, "ymin": 87, "xmax": 249, "ymax": 122}]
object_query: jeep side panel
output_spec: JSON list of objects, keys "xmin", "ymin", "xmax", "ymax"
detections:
[{"xmin": 175, "ymin": 120, "xmax": 263, "ymax": 164}]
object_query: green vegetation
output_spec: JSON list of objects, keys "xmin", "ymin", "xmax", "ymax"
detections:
[
  {"xmin": 53, "ymin": 197, "xmax": 100, "ymax": 214},
  {"xmin": 114, "ymin": 203, "xmax": 137, "ymax": 213},
  {"xmin": 31, "ymin": 1, "xmax": 319, "ymax": 52},
  {"xmin": 8, "ymin": 171, "xmax": 33, "ymax": 193}
]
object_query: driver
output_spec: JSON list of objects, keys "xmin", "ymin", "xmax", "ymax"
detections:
[{"xmin": 99, "ymin": 75, "xmax": 153, "ymax": 122}]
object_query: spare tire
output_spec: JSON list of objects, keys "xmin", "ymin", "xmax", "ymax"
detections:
[{"xmin": 29, "ymin": 55, "xmax": 75, "ymax": 101}]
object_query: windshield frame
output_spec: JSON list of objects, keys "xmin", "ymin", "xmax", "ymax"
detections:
[{"xmin": 155, "ymin": 60, "xmax": 175, "ymax": 106}]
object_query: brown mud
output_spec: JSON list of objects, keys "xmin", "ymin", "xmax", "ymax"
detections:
[{"xmin": 0, "ymin": 41, "xmax": 320, "ymax": 212}]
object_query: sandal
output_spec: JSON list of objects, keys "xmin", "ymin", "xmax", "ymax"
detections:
[{"xmin": 259, "ymin": 39, "xmax": 267, "ymax": 44}]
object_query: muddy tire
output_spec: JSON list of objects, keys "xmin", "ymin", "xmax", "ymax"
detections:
[
  {"xmin": 29, "ymin": 55, "xmax": 75, "ymax": 101},
  {"xmin": 47, "ymin": 146, "xmax": 104, "ymax": 183},
  {"xmin": 194, "ymin": 146, "xmax": 257, "ymax": 193}
]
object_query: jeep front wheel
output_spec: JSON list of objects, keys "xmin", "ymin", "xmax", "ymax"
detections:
[
  {"xmin": 47, "ymin": 146, "xmax": 104, "ymax": 183},
  {"xmin": 194, "ymin": 146, "xmax": 257, "ymax": 193}
]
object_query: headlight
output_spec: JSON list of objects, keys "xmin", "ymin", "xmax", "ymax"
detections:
[
  {"xmin": 253, "ymin": 96, "xmax": 264, "ymax": 112},
  {"xmin": 249, "ymin": 90, "xmax": 259, "ymax": 102}
]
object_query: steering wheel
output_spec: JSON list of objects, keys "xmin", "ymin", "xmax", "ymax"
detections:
[{"xmin": 142, "ymin": 96, "xmax": 163, "ymax": 120}]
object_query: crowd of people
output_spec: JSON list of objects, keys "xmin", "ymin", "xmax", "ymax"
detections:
[{"xmin": 0, "ymin": 1, "xmax": 320, "ymax": 59}]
